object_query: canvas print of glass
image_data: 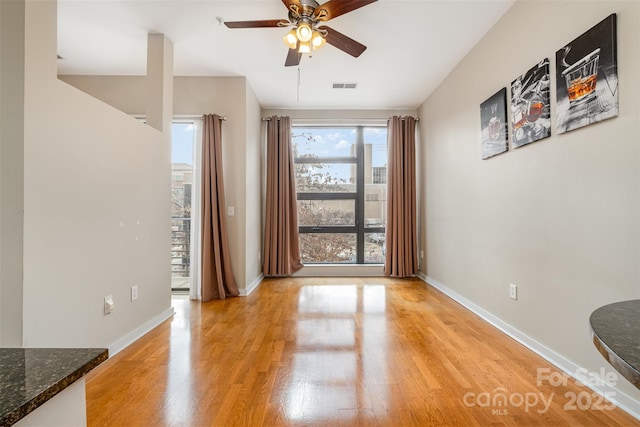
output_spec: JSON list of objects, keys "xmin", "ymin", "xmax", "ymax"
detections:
[
  {"xmin": 511, "ymin": 59, "xmax": 551, "ymax": 148},
  {"xmin": 556, "ymin": 14, "xmax": 618, "ymax": 134},
  {"xmin": 481, "ymin": 88, "xmax": 508, "ymax": 160}
]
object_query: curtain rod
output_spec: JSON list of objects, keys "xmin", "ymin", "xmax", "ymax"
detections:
[
  {"xmin": 172, "ymin": 115, "xmax": 227, "ymax": 121},
  {"xmin": 261, "ymin": 116, "xmax": 419, "ymax": 121}
]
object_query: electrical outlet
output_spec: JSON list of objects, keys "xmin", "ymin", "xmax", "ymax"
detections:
[
  {"xmin": 227, "ymin": 206, "xmax": 234, "ymax": 216},
  {"xmin": 104, "ymin": 295, "xmax": 114, "ymax": 314},
  {"xmin": 131, "ymin": 285, "xmax": 138, "ymax": 301},
  {"xmin": 420, "ymin": 250, "xmax": 424, "ymax": 259},
  {"xmin": 509, "ymin": 283, "xmax": 518, "ymax": 300}
]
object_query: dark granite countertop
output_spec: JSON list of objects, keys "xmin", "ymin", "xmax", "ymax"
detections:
[
  {"xmin": 590, "ymin": 299, "xmax": 640, "ymax": 389},
  {"xmin": 0, "ymin": 348, "xmax": 108, "ymax": 426}
]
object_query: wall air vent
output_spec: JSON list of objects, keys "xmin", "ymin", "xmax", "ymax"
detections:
[{"xmin": 332, "ymin": 83, "xmax": 358, "ymax": 89}]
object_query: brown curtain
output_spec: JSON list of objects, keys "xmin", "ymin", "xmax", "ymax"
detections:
[
  {"xmin": 384, "ymin": 116, "xmax": 418, "ymax": 277},
  {"xmin": 263, "ymin": 116, "xmax": 303, "ymax": 276},
  {"xmin": 201, "ymin": 114, "xmax": 239, "ymax": 301}
]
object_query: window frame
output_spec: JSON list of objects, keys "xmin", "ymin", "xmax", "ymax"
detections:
[{"xmin": 293, "ymin": 125, "xmax": 386, "ymax": 264}]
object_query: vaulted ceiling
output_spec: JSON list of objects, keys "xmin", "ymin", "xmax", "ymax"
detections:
[{"xmin": 57, "ymin": 0, "xmax": 515, "ymax": 109}]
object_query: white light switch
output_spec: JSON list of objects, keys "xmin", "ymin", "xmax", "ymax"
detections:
[{"xmin": 227, "ymin": 206, "xmax": 235, "ymax": 216}]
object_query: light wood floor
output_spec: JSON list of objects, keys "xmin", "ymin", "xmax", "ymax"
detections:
[{"xmin": 86, "ymin": 277, "xmax": 639, "ymax": 426}]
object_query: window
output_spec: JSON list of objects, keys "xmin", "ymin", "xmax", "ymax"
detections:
[
  {"xmin": 293, "ymin": 126, "xmax": 387, "ymax": 264},
  {"xmin": 372, "ymin": 166, "xmax": 387, "ymax": 184},
  {"xmin": 171, "ymin": 122, "xmax": 197, "ymax": 291}
]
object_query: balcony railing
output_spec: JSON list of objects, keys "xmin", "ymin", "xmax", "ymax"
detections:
[{"xmin": 171, "ymin": 216, "xmax": 190, "ymax": 278}]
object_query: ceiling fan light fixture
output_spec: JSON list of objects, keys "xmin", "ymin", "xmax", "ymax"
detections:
[
  {"xmin": 296, "ymin": 23, "xmax": 313, "ymax": 42},
  {"xmin": 283, "ymin": 30, "xmax": 297, "ymax": 49},
  {"xmin": 298, "ymin": 40, "xmax": 312, "ymax": 54},
  {"xmin": 311, "ymin": 31, "xmax": 325, "ymax": 49}
]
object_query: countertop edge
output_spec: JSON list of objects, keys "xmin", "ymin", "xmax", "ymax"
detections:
[
  {"xmin": 591, "ymin": 329, "xmax": 640, "ymax": 389},
  {"xmin": 0, "ymin": 349, "xmax": 108, "ymax": 427},
  {"xmin": 589, "ymin": 300, "xmax": 640, "ymax": 390}
]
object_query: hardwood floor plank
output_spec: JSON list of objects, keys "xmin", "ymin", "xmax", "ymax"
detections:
[{"xmin": 86, "ymin": 277, "xmax": 639, "ymax": 426}]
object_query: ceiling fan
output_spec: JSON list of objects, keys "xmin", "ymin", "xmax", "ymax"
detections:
[{"xmin": 224, "ymin": 0, "xmax": 377, "ymax": 67}]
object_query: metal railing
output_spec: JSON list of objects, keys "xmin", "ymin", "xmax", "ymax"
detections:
[{"xmin": 171, "ymin": 216, "xmax": 190, "ymax": 278}]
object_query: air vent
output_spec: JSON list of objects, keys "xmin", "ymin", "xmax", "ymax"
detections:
[{"xmin": 332, "ymin": 82, "xmax": 358, "ymax": 89}]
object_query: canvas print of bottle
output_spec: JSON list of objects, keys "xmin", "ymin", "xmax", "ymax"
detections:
[
  {"xmin": 480, "ymin": 88, "xmax": 508, "ymax": 160},
  {"xmin": 556, "ymin": 14, "xmax": 618, "ymax": 134},
  {"xmin": 510, "ymin": 59, "xmax": 551, "ymax": 148}
]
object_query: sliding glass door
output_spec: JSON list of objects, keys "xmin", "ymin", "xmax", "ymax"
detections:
[{"xmin": 171, "ymin": 121, "xmax": 200, "ymax": 293}]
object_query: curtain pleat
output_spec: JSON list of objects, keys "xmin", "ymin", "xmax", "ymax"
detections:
[
  {"xmin": 263, "ymin": 116, "xmax": 303, "ymax": 276},
  {"xmin": 384, "ymin": 116, "xmax": 418, "ymax": 277},
  {"xmin": 201, "ymin": 114, "xmax": 239, "ymax": 301}
]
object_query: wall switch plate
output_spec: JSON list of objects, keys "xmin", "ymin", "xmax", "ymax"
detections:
[
  {"xmin": 131, "ymin": 285, "xmax": 138, "ymax": 301},
  {"xmin": 509, "ymin": 283, "xmax": 518, "ymax": 300},
  {"xmin": 104, "ymin": 295, "xmax": 114, "ymax": 314},
  {"xmin": 227, "ymin": 206, "xmax": 234, "ymax": 216}
]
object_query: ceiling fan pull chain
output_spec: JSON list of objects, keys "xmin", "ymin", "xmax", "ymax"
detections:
[{"xmin": 297, "ymin": 66, "xmax": 301, "ymax": 103}]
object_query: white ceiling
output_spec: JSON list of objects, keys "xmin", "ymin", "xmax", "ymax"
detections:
[{"xmin": 57, "ymin": 0, "xmax": 515, "ymax": 110}]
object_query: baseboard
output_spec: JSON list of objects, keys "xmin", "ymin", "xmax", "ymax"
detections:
[
  {"xmin": 240, "ymin": 274, "xmax": 264, "ymax": 296},
  {"xmin": 108, "ymin": 307, "xmax": 175, "ymax": 357},
  {"xmin": 417, "ymin": 273, "xmax": 640, "ymax": 421},
  {"xmin": 293, "ymin": 264, "xmax": 384, "ymax": 277}
]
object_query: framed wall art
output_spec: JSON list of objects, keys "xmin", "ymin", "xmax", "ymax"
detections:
[
  {"xmin": 556, "ymin": 13, "xmax": 618, "ymax": 134},
  {"xmin": 480, "ymin": 88, "xmax": 508, "ymax": 160},
  {"xmin": 510, "ymin": 58, "xmax": 551, "ymax": 148}
]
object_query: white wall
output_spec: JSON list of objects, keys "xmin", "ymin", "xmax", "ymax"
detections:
[
  {"xmin": 57, "ymin": 76, "xmax": 145, "ymax": 114},
  {"xmin": 174, "ymin": 76, "xmax": 262, "ymax": 292},
  {"xmin": 146, "ymin": 34, "xmax": 173, "ymax": 133},
  {"xmin": 419, "ymin": 0, "xmax": 640, "ymax": 409},
  {"xmin": 20, "ymin": 0, "xmax": 172, "ymax": 348},
  {"xmin": 0, "ymin": 0, "xmax": 25, "ymax": 347},
  {"xmin": 59, "ymin": 75, "xmax": 266, "ymax": 293},
  {"xmin": 245, "ymin": 83, "xmax": 263, "ymax": 290}
]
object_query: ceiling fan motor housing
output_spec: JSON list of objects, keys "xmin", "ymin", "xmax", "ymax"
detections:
[{"xmin": 288, "ymin": 0, "xmax": 319, "ymax": 23}]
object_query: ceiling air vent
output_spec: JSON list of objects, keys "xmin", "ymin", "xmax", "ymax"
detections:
[{"xmin": 332, "ymin": 82, "xmax": 358, "ymax": 89}]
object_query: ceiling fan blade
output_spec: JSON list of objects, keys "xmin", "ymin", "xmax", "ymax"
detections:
[
  {"xmin": 313, "ymin": 0, "xmax": 377, "ymax": 21},
  {"xmin": 321, "ymin": 26, "xmax": 367, "ymax": 58},
  {"xmin": 285, "ymin": 47, "xmax": 302, "ymax": 67},
  {"xmin": 281, "ymin": 0, "xmax": 303, "ymax": 14},
  {"xmin": 224, "ymin": 19, "xmax": 287, "ymax": 29}
]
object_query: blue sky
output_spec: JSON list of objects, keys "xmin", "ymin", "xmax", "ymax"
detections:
[
  {"xmin": 172, "ymin": 123, "xmax": 194, "ymax": 165},
  {"xmin": 293, "ymin": 126, "xmax": 388, "ymax": 166},
  {"xmin": 172, "ymin": 124, "xmax": 388, "ymax": 170}
]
